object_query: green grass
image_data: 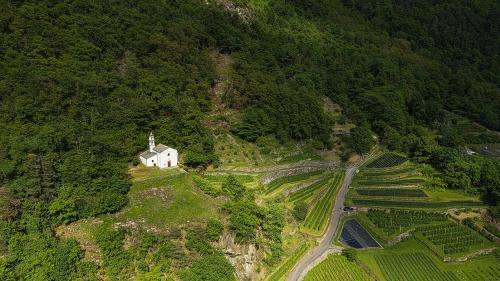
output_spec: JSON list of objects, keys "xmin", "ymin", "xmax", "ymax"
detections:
[
  {"xmin": 302, "ymin": 173, "xmax": 343, "ymax": 234},
  {"xmin": 266, "ymin": 241, "xmax": 313, "ymax": 281},
  {"xmin": 266, "ymin": 171, "xmax": 324, "ymax": 194},
  {"xmin": 304, "ymin": 255, "xmax": 373, "ymax": 281}
]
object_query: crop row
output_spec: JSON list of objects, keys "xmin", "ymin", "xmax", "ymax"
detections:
[
  {"xmin": 351, "ymin": 199, "xmax": 485, "ymax": 208},
  {"xmin": 375, "ymin": 253, "xmax": 459, "ymax": 281},
  {"xmin": 360, "ymin": 167, "xmax": 415, "ymax": 177},
  {"xmin": 266, "ymin": 242, "xmax": 311, "ymax": 281},
  {"xmin": 458, "ymin": 264, "xmax": 500, "ymax": 281},
  {"xmin": 366, "ymin": 209, "xmax": 447, "ymax": 234},
  {"xmin": 356, "ymin": 188, "xmax": 427, "ymax": 198},
  {"xmin": 303, "ymin": 173, "xmax": 343, "ymax": 231},
  {"xmin": 288, "ymin": 176, "xmax": 331, "ymax": 202},
  {"xmin": 366, "ymin": 153, "xmax": 407, "ymax": 168},
  {"xmin": 356, "ymin": 178, "xmax": 425, "ymax": 186},
  {"xmin": 266, "ymin": 171, "xmax": 323, "ymax": 194},
  {"xmin": 416, "ymin": 222, "xmax": 485, "ymax": 254},
  {"xmin": 304, "ymin": 255, "xmax": 372, "ymax": 281}
]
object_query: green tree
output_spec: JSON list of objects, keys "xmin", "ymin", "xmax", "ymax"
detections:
[{"xmin": 350, "ymin": 126, "xmax": 375, "ymax": 155}]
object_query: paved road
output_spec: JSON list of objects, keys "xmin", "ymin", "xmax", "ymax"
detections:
[{"xmin": 286, "ymin": 167, "xmax": 357, "ymax": 281}]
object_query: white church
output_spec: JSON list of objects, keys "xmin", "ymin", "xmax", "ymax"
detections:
[{"xmin": 139, "ymin": 132, "xmax": 178, "ymax": 168}]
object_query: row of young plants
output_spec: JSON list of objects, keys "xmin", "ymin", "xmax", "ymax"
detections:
[
  {"xmin": 375, "ymin": 253, "xmax": 459, "ymax": 281},
  {"xmin": 359, "ymin": 167, "xmax": 416, "ymax": 177},
  {"xmin": 266, "ymin": 170, "xmax": 324, "ymax": 194},
  {"xmin": 356, "ymin": 177, "xmax": 425, "ymax": 186},
  {"xmin": 366, "ymin": 153, "xmax": 407, "ymax": 168},
  {"xmin": 266, "ymin": 242, "xmax": 312, "ymax": 281},
  {"xmin": 366, "ymin": 209, "xmax": 447, "ymax": 235},
  {"xmin": 416, "ymin": 222, "xmax": 487, "ymax": 255},
  {"xmin": 287, "ymin": 176, "xmax": 331, "ymax": 202},
  {"xmin": 351, "ymin": 199, "xmax": 485, "ymax": 209},
  {"xmin": 356, "ymin": 188, "xmax": 427, "ymax": 198},
  {"xmin": 303, "ymin": 255, "xmax": 372, "ymax": 281},
  {"xmin": 302, "ymin": 173, "xmax": 344, "ymax": 232}
]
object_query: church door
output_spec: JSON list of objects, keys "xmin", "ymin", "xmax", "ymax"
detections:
[{"xmin": 168, "ymin": 161, "xmax": 171, "ymax": 167}]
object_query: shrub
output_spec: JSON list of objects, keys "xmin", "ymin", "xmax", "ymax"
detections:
[{"xmin": 292, "ymin": 201, "xmax": 308, "ymax": 222}]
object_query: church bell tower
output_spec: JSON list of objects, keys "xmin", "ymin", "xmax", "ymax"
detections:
[{"xmin": 149, "ymin": 132, "xmax": 155, "ymax": 152}]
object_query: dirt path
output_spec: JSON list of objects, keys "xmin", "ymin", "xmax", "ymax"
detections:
[{"xmin": 286, "ymin": 167, "xmax": 357, "ymax": 281}]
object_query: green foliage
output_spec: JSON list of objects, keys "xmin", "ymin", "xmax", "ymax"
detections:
[
  {"xmin": 349, "ymin": 126, "xmax": 374, "ymax": 155},
  {"xmin": 292, "ymin": 201, "xmax": 309, "ymax": 222},
  {"xmin": 341, "ymin": 248, "xmax": 357, "ymax": 262},
  {"xmin": 225, "ymin": 199, "xmax": 263, "ymax": 243},
  {"xmin": 206, "ymin": 219, "xmax": 224, "ymax": 242},
  {"xmin": 94, "ymin": 227, "xmax": 131, "ymax": 278},
  {"xmin": 179, "ymin": 253, "xmax": 235, "ymax": 281},
  {"xmin": 221, "ymin": 175, "xmax": 246, "ymax": 199}
]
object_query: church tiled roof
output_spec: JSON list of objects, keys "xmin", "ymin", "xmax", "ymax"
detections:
[
  {"xmin": 140, "ymin": 150, "xmax": 157, "ymax": 159},
  {"xmin": 152, "ymin": 144, "xmax": 170, "ymax": 153}
]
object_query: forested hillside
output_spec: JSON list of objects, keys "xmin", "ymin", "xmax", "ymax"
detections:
[{"xmin": 0, "ymin": 0, "xmax": 498, "ymax": 280}]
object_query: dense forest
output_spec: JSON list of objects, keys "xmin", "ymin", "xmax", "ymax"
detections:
[{"xmin": 0, "ymin": 0, "xmax": 498, "ymax": 280}]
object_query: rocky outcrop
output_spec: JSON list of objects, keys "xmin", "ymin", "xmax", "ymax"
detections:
[
  {"xmin": 387, "ymin": 230, "xmax": 413, "ymax": 246},
  {"xmin": 216, "ymin": 233, "xmax": 262, "ymax": 281},
  {"xmin": 444, "ymin": 247, "xmax": 497, "ymax": 262}
]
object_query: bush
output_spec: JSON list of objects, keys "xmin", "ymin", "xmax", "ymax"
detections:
[
  {"xmin": 342, "ymin": 248, "xmax": 357, "ymax": 262},
  {"xmin": 292, "ymin": 201, "xmax": 308, "ymax": 222}
]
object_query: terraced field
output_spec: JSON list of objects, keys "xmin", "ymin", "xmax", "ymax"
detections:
[
  {"xmin": 356, "ymin": 188, "xmax": 427, "ymax": 198},
  {"xmin": 266, "ymin": 170, "xmax": 324, "ymax": 195},
  {"xmin": 351, "ymin": 199, "xmax": 485, "ymax": 209},
  {"xmin": 366, "ymin": 209, "xmax": 447, "ymax": 235},
  {"xmin": 303, "ymin": 255, "xmax": 373, "ymax": 281},
  {"xmin": 415, "ymin": 222, "xmax": 490, "ymax": 256},
  {"xmin": 375, "ymin": 253, "xmax": 459, "ymax": 281},
  {"xmin": 366, "ymin": 153, "xmax": 407, "ymax": 168},
  {"xmin": 287, "ymin": 176, "xmax": 331, "ymax": 202},
  {"xmin": 302, "ymin": 172, "xmax": 343, "ymax": 233},
  {"xmin": 456, "ymin": 264, "xmax": 500, "ymax": 281}
]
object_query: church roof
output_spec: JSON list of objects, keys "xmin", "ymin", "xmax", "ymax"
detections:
[
  {"xmin": 152, "ymin": 144, "xmax": 171, "ymax": 153},
  {"xmin": 140, "ymin": 150, "xmax": 157, "ymax": 159}
]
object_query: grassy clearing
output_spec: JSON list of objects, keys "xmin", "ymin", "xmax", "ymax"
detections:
[
  {"xmin": 128, "ymin": 165, "xmax": 183, "ymax": 181},
  {"xmin": 266, "ymin": 241, "xmax": 313, "ymax": 281},
  {"xmin": 59, "ymin": 169, "xmax": 219, "ymax": 248}
]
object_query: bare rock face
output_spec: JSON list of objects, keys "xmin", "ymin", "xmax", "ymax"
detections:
[{"xmin": 216, "ymin": 233, "xmax": 262, "ymax": 280}]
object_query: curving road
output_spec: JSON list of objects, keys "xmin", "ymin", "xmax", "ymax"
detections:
[{"xmin": 286, "ymin": 167, "xmax": 357, "ymax": 281}]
